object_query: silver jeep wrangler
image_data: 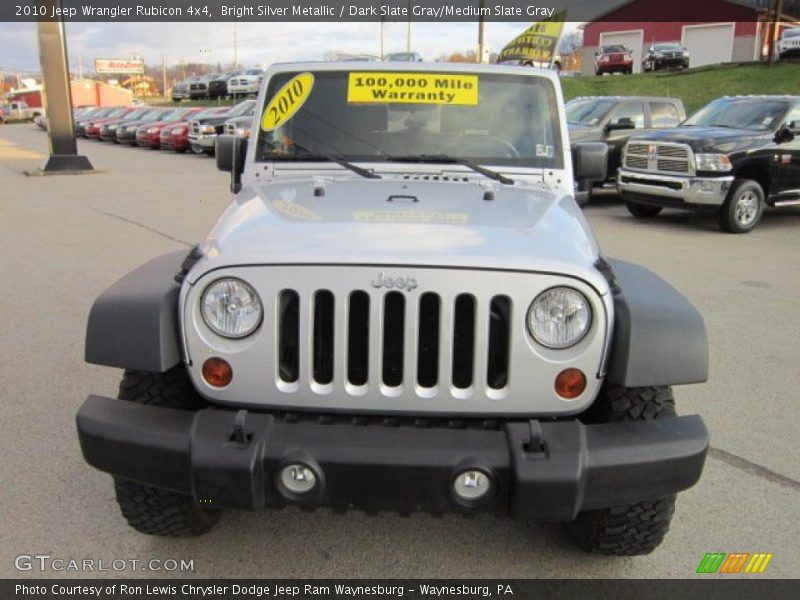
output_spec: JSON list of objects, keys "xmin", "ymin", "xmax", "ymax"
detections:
[{"xmin": 78, "ymin": 63, "xmax": 709, "ymax": 555}]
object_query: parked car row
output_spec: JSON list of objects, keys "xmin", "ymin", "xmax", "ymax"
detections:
[
  {"xmin": 594, "ymin": 43, "xmax": 691, "ymax": 76},
  {"xmin": 171, "ymin": 70, "xmax": 265, "ymax": 102},
  {"xmin": 568, "ymin": 94, "xmax": 800, "ymax": 233},
  {"xmin": 34, "ymin": 100, "xmax": 257, "ymax": 158}
]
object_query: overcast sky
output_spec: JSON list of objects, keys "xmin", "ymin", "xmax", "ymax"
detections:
[{"xmin": 0, "ymin": 20, "xmax": 584, "ymax": 75}]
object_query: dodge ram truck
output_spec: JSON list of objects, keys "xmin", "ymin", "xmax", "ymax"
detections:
[{"xmin": 619, "ymin": 95, "xmax": 800, "ymax": 233}]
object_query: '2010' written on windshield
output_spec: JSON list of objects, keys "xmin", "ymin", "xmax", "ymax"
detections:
[{"xmin": 347, "ymin": 73, "xmax": 478, "ymax": 106}]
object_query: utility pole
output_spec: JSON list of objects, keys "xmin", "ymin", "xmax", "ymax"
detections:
[
  {"xmin": 477, "ymin": 0, "xmax": 485, "ymax": 63},
  {"xmin": 379, "ymin": 1, "xmax": 385, "ymax": 60},
  {"xmin": 233, "ymin": 22, "xmax": 239, "ymax": 69},
  {"xmin": 406, "ymin": 0, "xmax": 412, "ymax": 53},
  {"xmin": 161, "ymin": 54, "xmax": 167, "ymax": 99},
  {"xmin": 768, "ymin": 0, "xmax": 784, "ymax": 65}
]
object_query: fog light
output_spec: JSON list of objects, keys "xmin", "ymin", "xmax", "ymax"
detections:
[
  {"xmin": 279, "ymin": 464, "xmax": 317, "ymax": 495},
  {"xmin": 453, "ymin": 469, "xmax": 492, "ymax": 502},
  {"xmin": 555, "ymin": 368, "xmax": 586, "ymax": 399},
  {"xmin": 202, "ymin": 357, "xmax": 233, "ymax": 387}
]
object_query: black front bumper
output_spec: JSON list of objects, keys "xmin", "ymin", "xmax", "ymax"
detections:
[{"xmin": 76, "ymin": 395, "xmax": 708, "ymax": 521}]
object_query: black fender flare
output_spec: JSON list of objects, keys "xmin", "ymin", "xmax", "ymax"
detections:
[
  {"xmin": 605, "ymin": 259, "xmax": 708, "ymax": 387},
  {"xmin": 85, "ymin": 251, "xmax": 186, "ymax": 373}
]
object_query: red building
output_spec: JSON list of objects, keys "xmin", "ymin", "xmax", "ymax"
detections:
[
  {"xmin": 581, "ymin": 0, "xmax": 799, "ymax": 75},
  {"xmin": 4, "ymin": 79, "xmax": 132, "ymax": 109}
]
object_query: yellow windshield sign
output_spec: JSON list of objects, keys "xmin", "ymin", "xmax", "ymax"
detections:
[
  {"xmin": 261, "ymin": 72, "xmax": 314, "ymax": 132},
  {"xmin": 347, "ymin": 72, "xmax": 478, "ymax": 106}
]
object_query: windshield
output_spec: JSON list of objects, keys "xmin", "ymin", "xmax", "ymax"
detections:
[
  {"xmin": 653, "ymin": 44, "xmax": 682, "ymax": 51},
  {"xmin": 195, "ymin": 107, "xmax": 226, "ymax": 118},
  {"xmin": 387, "ymin": 53, "xmax": 419, "ymax": 61},
  {"xmin": 684, "ymin": 99, "xmax": 789, "ymax": 131},
  {"xmin": 601, "ymin": 45, "xmax": 627, "ymax": 53},
  {"xmin": 228, "ymin": 100, "xmax": 256, "ymax": 117},
  {"xmin": 783, "ymin": 29, "xmax": 800, "ymax": 38},
  {"xmin": 566, "ymin": 99, "xmax": 615, "ymax": 126},
  {"xmin": 174, "ymin": 108, "xmax": 200, "ymax": 121},
  {"xmin": 105, "ymin": 108, "xmax": 129, "ymax": 118},
  {"xmin": 86, "ymin": 107, "xmax": 116, "ymax": 119},
  {"xmin": 255, "ymin": 70, "xmax": 564, "ymax": 169}
]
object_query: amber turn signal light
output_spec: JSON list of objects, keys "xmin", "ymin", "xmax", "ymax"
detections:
[
  {"xmin": 202, "ymin": 357, "xmax": 233, "ymax": 387},
  {"xmin": 555, "ymin": 368, "xmax": 586, "ymax": 399}
]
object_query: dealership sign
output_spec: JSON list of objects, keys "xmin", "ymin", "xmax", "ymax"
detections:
[{"xmin": 94, "ymin": 59, "xmax": 144, "ymax": 74}]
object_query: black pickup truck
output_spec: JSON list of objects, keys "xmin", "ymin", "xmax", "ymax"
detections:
[
  {"xmin": 567, "ymin": 96, "xmax": 686, "ymax": 205},
  {"xmin": 618, "ymin": 95, "xmax": 800, "ymax": 233}
]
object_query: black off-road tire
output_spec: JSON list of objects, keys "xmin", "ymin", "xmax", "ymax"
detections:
[
  {"xmin": 565, "ymin": 385, "xmax": 677, "ymax": 555},
  {"xmin": 112, "ymin": 368, "xmax": 220, "ymax": 537},
  {"xmin": 717, "ymin": 179, "xmax": 764, "ymax": 234},
  {"xmin": 626, "ymin": 201, "xmax": 663, "ymax": 219}
]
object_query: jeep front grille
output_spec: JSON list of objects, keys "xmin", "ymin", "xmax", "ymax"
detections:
[
  {"xmin": 275, "ymin": 288, "xmax": 512, "ymax": 394},
  {"xmin": 625, "ymin": 142, "xmax": 693, "ymax": 175},
  {"xmin": 184, "ymin": 266, "xmax": 609, "ymax": 415}
]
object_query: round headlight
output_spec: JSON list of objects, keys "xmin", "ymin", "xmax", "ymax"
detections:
[
  {"xmin": 201, "ymin": 278, "xmax": 263, "ymax": 338},
  {"xmin": 527, "ymin": 287, "xmax": 592, "ymax": 349}
]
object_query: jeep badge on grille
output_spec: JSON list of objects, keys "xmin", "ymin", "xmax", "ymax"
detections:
[{"xmin": 371, "ymin": 272, "xmax": 418, "ymax": 292}]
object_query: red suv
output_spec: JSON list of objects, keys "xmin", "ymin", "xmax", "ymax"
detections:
[{"xmin": 595, "ymin": 45, "xmax": 634, "ymax": 75}]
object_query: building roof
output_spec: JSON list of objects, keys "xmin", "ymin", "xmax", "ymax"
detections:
[{"xmin": 583, "ymin": 0, "xmax": 799, "ymax": 23}]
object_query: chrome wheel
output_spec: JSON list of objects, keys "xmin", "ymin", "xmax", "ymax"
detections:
[{"xmin": 735, "ymin": 190, "xmax": 760, "ymax": 226}]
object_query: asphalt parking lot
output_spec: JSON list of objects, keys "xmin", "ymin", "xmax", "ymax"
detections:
[{"xmin": 1, "ymin": 124, "xmax": 799, "ymax": 579}]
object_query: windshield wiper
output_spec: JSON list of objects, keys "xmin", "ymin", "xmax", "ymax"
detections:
[
  {"xmin": 281, "ymin": 142, "xmax": 381, "ymax": 179},
  {"xmin": 386, "ymin": 154, "xmax": 515, "ymax": 185}
]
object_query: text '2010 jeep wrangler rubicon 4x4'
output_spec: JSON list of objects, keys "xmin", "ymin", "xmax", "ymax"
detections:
[
  {"xmin": 618, "ymin": 95, "xmax": 800, "ymax": 233},
  {"xmin": 77, "ymin": 63, "xmax": 709, "ymax": 555}
]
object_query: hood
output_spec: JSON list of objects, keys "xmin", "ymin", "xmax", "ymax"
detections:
[
  {"xmin": 188, "ymin": 177, "xmax": 606, "ymax": 291},
  {"xmin": 632, "ymin": 126, "xmax": 770, "ymax": 154},
  {"xmin": 195, "ymin": 114, "xmax": 232, "ymax": 125},
  {"xmin": 226, "ymin": 116, "xmax": 252, "ymax": 127}
]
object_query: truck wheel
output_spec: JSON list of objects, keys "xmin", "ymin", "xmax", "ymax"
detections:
[
  {"xmin": 717, "ymin": 179, "xmax": 764, "ymax": 234},
  {"xmin": 565, "ymin": 385, "xmax": 677, "ymax": 555},
  {"xmin": 626, "ymin": 202, "xmax": 663, "ymax": 219},
  {"xmin": 112, "ymin": 368, "xmax": 220, "ymax": 537}
]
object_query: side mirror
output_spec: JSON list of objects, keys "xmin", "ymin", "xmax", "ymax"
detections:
[
  {"xmin": 775, "ymin": 125, "xmax": 796, "ymax": 144},
  {"xmin": 216, "ymin": 134, "xmax": 249, "ymax": 193},
  {"xmin": 606, "ymin": 117, "xmax": 635, "ymax": 132},
  {"xmin": 574, "ymin": 142, "xmax": 608, "ymax": 183}
]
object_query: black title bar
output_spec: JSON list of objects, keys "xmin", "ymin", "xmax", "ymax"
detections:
[
  {"xmin": 3, "ymin": 579, "xmax": 800, "ymax": 600},
  {"xmin": 0, "ymin": 0, "xmax": 785, "ymax": 23}
]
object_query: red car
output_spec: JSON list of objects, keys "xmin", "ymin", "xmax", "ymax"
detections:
[
  {"xmin": 160, "ymin": 107, "xmax": 228, "ymax": 152},
  {"xmin": 595, "ymin": 45, "xmax": 634, "ymax": 75},
  {"xmin": 135, "ymin": 108, "xmax": 203, "ymax": 149},
  {"xmin": 84, "ymin": 107, "xmax": 136, "ymax": 139}
]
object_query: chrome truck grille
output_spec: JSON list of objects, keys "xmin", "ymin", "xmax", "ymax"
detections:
[
  {"xmin": 183, "ymin": 266, "xmax": 609, "ymax": 416},
  {"xmin": 625, "ymin": 142, "xmax": 693, "ymax": 175}
]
